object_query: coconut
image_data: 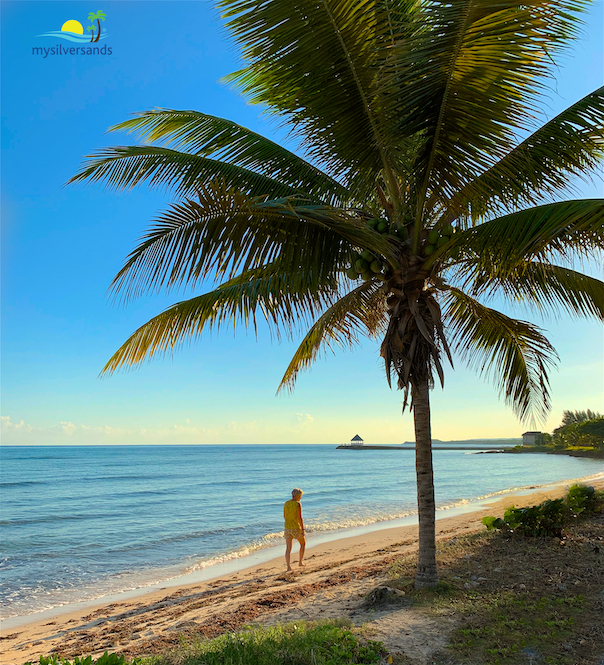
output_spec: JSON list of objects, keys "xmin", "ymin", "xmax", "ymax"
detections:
[
  {"xmin": 361, "ymin": 250, "xmax": 374, "ymax": 262},
  {"xmin": 367, "ymin": 218, "xmax": 377, "ymax": 229},
  {"xmin": 355, "ymin": 258, "xmax": 369, "ymax": 272},
  {"xmin": 443, "ymin": 224, "xmax": 454, "ymax": 236},
  {"xmin": 427, "ymin": 230, "xmax": 439, "ymax": 244},
  {"xmin": 377, "ymin": 221, "xmax": 388, "ymax": 233},
  {"xmin": 424, "ymin": 244, "xmax": 435, "ymax": 256},
  {"xmin": 370, "ymin": 259, "xmax": 382, "ymax": 273},
  {"xmin": 436, "ymin": 235, "xmax": 448, "ymax": 248},
  {"xmin": 346, "ymin": 267, "xmax": 359, "ymax": 280},
  {"xmin": 361, "ymin": 271, "xmax": 373, "ymax": 281},
  {"xmin": 390, "ymin": 226, "xmax": 408, "ymax": 240}
]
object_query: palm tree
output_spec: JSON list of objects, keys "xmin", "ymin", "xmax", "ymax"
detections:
[
  {"xmin": 70, "ymin": 0, "xmax": 604, "ymax": 588},
  {"xmin": 87, "ymin": 24, "xmax": 95, "ymax": 43},
  {"xmin": 88, "ymin": 11, "xmax": 106, "ymax": 43}
]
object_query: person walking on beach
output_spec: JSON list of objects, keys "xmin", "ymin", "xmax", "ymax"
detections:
[{"xmin": 284, "ymin": 488, "xmax": 305, "ymax": 571}]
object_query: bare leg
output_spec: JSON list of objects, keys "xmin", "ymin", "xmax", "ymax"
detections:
[
  {"xmin": 298, "ymin": 538, "xmax": 306, "ymax": 567},
  {"xmin": 285, "ymin": 536, "xmax": 293, "ymax": 571}
]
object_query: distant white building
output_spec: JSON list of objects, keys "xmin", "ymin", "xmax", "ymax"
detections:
[
  {"xmin": 522, "ymin": 431, "xmax": 541, "ymax": 445},
  {"xmin": 351, "ymin": 434, "xmax": 364, "ymax": 446}
]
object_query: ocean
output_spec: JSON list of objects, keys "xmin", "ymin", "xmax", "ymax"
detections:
[{"xmin": 1, "ymin": 443, "xmax": 602, "ymax": 622}]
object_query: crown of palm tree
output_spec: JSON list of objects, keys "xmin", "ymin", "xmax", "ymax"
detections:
[{"xmin": 70, "ymin": 0, "xmax": 604, "ymax": 587}]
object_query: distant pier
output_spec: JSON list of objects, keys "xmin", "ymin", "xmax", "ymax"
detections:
[{"xmin": 336, "ymin": 444, "xmax": 509, "ymax": 451}]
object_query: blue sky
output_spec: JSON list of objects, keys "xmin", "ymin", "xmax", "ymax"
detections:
[{"xmin": 2, "ymin": 1, "xmax": 603, "ymax": 445}]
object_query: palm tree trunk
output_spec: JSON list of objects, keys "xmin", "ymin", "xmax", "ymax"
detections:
[
  {"xmin": 412, "ymin": 376, "xmax": 438, "ymax": 588},
  {"xmin": 94, "ymin": 19, "xmax": 101, "ymax": 42}
]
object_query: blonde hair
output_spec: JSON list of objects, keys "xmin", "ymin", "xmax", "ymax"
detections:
[{"xmin": 292, "ymin": 488, "xmax": 303, "ymax": 499}]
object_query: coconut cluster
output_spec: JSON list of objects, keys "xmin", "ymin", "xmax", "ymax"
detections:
[
  {"xmin": 345, "ymin": 216, "xmax": 410, "ymax": 281},
  {"xmin": 423, "ymin": 224, "xmax": 455, "ymax": 256}
]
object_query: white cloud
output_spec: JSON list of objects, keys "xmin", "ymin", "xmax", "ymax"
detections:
[
  {"xmin": 0, "ymin": 414, "xmax": 322, "ymax": 445},
  {"xmin": 291, "ymin": 413, "xmax": 314, "ymax": 429},
  {"xmin": 1, "ymin": 415, "xmax": 33, "ymax": 432},
  {"xmin": 60, "ymin": 421, "xmax": 77, "ymax": 436}
]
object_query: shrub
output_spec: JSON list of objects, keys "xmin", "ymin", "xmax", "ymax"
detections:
[
  {"xmin": 482, "ymin": 485, "xmax": 601, "ymax": 537},
  {"xmin": 566, "ymin": 483, "xmax": 597, "ymax": 515}
]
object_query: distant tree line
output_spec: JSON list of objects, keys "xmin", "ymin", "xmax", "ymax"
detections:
[{"xmin": 540, "ymin": 410, "xmax": 604, "ymax": 449}]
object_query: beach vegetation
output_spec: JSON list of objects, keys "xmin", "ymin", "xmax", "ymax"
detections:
[
  {"xmin": 551, "ymin": 410, "xmax": 604, "ymax": 449},
  {"xmin": 27, "ymin": 621, "xmax": 385, "ymax": 665},
  {"xmin": 70, "ymin": 0, "xmax": 604, "ymax": 589},
  {"xmin": 481, "ymin": 484, "xmax": 604, "ymax": 537},
  {"xmin": 157, "ymin": 621, "xmax": 384, "ymax": 665},
  {"xmin": 27, "ymin": 652, "xmax": 132, "ymax": 665}
]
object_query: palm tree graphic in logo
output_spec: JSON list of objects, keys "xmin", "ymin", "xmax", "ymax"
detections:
[
  {"xmin": 37, "ymin": 11, "xmax": 109, "ymax": 43},
  {"xmin": 87, "ymin": 11, "xmax": 106, "ymax": 43}
]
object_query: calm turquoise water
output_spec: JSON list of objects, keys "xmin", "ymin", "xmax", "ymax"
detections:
[{"xmin": 1, "ymin": 444, "xmax": 602, "ymax": 620}]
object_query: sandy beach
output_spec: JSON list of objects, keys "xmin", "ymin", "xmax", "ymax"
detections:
[{"xmin": 2, "ymin": 477, "xmax": 602, "ymax": 665}]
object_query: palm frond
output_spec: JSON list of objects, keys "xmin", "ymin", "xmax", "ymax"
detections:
[
  {"xmin": 108, "ymin": 181, "xmax": 398, "ymax": 302},
  {"xmin": 102, "ymin": 270, "xmax": 341, "ymax": 376},
  {"xmin": 220, "ymin": 0, "xmax": 399, "ymax": 198},
  {"xmin": 462, "ymin": 260, "xmax": 604, "ymax": 321},
  {"xmin": 459, "ymin": 199, "xmax": 604, "ymax": 271},
  {"xmin": 383, "ymin": 0, "xmax": 587, "ymax": 221},
  {"xmin": 442, "ymin": 87, "xmax": 604, "ymax": 222},
  {"xmin": 278, "ymin": 279, "xmax": 387, "ymax": 392},
  {"xmin": 107, "ymin": 109, "xmax": 352, "ymax": 206},
  {"xmin": 443, "ymin": 288, "xmax": 558, "ymax": 423},
  {"xmin": 68, "ymin": 146, "xmax": 301, "ymax": 199}
]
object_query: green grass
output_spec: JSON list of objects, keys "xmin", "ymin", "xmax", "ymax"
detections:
[
  {"xmin": 449, "ymin": 593, "xmax": 586, "ymax": 664},
  {"xmin": 27, "ymin": 621, "xmax": 385, "ymax": 665}
]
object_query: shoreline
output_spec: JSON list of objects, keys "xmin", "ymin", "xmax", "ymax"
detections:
[
  {"xmin": 2, "ymin": 471, "xmax": 603, "ymax": 631},
  {"xmin": 502, "ymin": 445, "xmax": 604, "ymax": 459},
  {"xmin": 2, "ymin": 475, "xmax": 603, "ymax": 663}
]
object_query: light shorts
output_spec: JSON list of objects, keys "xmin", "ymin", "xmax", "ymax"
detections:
[{"xmin": 284, "ymin": 528, "xmax": 305, "ymax": 542}]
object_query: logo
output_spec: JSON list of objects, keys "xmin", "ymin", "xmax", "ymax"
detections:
[
  {"xmin": 39, "ymin": 11, "xmax": 108, "ymax": 43},
  {"xmin": 33, "ymin": 10, "xmax": 112, "ymax": 57}
]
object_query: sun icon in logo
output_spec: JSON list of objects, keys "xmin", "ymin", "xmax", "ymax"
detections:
[{"xmin": 61, "ymin": 20, "xmax": 84, "ymax": 35}]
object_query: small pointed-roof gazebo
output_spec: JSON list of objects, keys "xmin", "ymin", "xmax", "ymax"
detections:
[{"xmin": 350, "ymin": 434, "xmax": 364, "ymax": 446}]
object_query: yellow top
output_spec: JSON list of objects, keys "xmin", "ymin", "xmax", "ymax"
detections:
[{"xmin": 284, "ymin": 499, "xmax": 301, "ymax": 530}]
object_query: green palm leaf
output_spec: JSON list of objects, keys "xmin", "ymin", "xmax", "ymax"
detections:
[
  {"xmin": 108, "ymin": 109, "xmax": 351, "ymax": 206},
  {"xmin": 101, "ymin": 270, "xmax": 341, "ymax": 376},
  {"xmin": 221, "ymin": 0, "xmax": 396, "ymax": 198},
  {"xmin": 387, "ymin": 0, "xmax": 586, "ymax": 205},
  {"xmin": 68, "ymin": 146, "xmax": 302, "ymax": 200},
  {"xmin": 459, "ymin": 199, "xmax": 604, "ymax": 270},
  {"xmin": 463, "ymin": 261, "xmax": 604, "ymax": 321},
  {"xmin": 278, "ymin": 279, "xmax": 387, "ymax": 392},
  {"xmin": 443, "ymin": 288, "xmax": 558, "ymax": 423},
  {"xmin": 442, "ymin": 87, "xmax": 604, "ymax": 222},
  {"xmin": 107, "ymin": 181, "xmax": 397, "ymax": 302}
]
